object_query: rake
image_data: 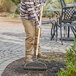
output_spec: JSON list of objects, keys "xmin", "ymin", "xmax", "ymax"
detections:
[{"xmin": 24, "ymin": 5, "xmax": 47, "ymax": 71}]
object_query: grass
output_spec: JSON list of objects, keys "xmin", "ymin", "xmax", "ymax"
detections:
[
  {"xmin": 38, "ymin": 56, "xmax": 64, "ymax": 62},
  {"xmin": 24, "ymin": 73, "xmax": 44, "ymax": 76},
  {"xmin": 24, "ymin": 74, "xmax": 28, "ymax": 76}
]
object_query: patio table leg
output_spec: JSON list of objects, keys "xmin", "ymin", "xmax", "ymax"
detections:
[
  {"xmin": 56, "ymin": 24, "xmax": 58, "ymax": 41},
  {"xmin": 68, "ymin": 26, "xmax": 70, "ymax": 38}
]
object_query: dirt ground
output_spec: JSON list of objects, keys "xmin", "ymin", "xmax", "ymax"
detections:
[{"xmin": 2, "ymin": 52, "xmax": 66, "ymax": 76}]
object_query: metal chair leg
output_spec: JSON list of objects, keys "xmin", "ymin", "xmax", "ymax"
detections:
[
  {"xmin": 71, "ymin": 26, "xmax": 76, "ymax": 38},
  {"xmin": 60, "ymin": 26, "xmax": 63, "ymax": 45},
  {"xmin": 51, "ymin": 24, "xmax": 53, "ymax": 36},
  {"xmin": 64, "ymin": 26, "xmax": 66, "ymax": 37},
  {"xmin": 50, "ymin": 24, "xmax": 55, "ymax": 40}
]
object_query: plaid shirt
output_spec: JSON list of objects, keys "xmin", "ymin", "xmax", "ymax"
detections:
[{"xmin": 20, "ymin": 0, "xmax": 47, "ymax": 26}]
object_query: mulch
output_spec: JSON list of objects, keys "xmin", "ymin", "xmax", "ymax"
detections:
[{"xmin": 2, "ymin": 52, "xmax": 66, "ymax": 76}]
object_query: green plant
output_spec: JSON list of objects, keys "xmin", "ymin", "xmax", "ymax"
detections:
[
  {"xmin": 24, "ymin": 74, "xmax": 28, "ymax": 76},
  {"xmin": 0, "ymin": 0, "xmax": 20, "ymax": 13},
  {"xmin": 11, "ymin": 0, "xmax": 20, "ymax": 5},
  {"xmin": 65, "ymin": 0, "xmax": 75, "ymax": 4},
  {"xmin": 57, "ymin": 38, "xmax": 76, "ymax": 76},
  {"xmin": 43, "ymin": 0, "xmax": 61, "ymax": 18},
  {"xmin": 0, "ymin": 0, "xmax": 12, "ymax": 12},
  {"xmin": 7, "ymin": 13, "xmax": 20, "ymax": 18},
  {"xmin": 43, "ymin": 5, "xmax": 55, "ymax": 18}
]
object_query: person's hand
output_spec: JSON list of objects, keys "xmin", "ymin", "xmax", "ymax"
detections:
[
  {"xmin": 41, "ymin": 3, "xmax": 46, "ymax": 6},
  {"xmin": 37, "ymin": 22, "xmax": 41, "ymax": 29},
  {"xmin": 37, "ymin": 25, "xmax": 40, "ymax": 29}
]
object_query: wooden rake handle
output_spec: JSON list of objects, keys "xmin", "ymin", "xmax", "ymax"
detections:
[{"xmin": 36, "ymin": 5, "xmax": 44, "ymax": 58}]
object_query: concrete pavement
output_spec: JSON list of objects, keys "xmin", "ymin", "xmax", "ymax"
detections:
[{"xmin": 0, "ymin": 17, "xmax": 73, "ymax": 76}]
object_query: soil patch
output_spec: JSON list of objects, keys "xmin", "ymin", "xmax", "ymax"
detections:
[{"xmin": 2, "ymin": 52, "xmax": 66, "ymax": 76}]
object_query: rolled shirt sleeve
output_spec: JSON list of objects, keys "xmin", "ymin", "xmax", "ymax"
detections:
[
  {"xmin": 24, "ymin": 1, "xmax": 40, "ymax": 26},
  {"xmin": 42, "ymin": 0, "xmax": 47, "ymax": 3},
  {"xmin": 41, "ymin": 0, "xmax": 47, "ymax": 5}
]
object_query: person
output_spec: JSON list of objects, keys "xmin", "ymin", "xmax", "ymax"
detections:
[{"xmin": 20, "ymin": 0, "xmax": 48, "ymax": 63}]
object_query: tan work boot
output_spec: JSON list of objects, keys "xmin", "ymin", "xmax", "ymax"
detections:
[
  {"xmin": 34, "ymin": 50, "xmax": 48, "ymax": 59},
  {"xmin": 25, "ymin": 56, "xmax": 33, "ymax": 63},
  {"xmin": 34, "ymin": 46, "xmax": 48, "ymax": 59},
  {"xmin": 38, "ymin": 52, "xmax": 48, "ymax": 59},
  {"xmin": 34, "ymin": 52, "xmax": 48, "ymax": 59}
]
